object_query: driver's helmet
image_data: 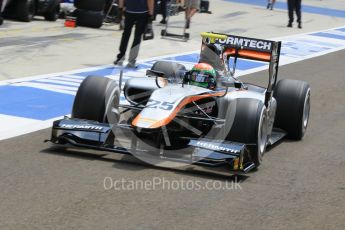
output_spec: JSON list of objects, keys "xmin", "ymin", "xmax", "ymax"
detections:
[{"xmin": 189, "ymin": 63, "xmax": 217, "ymax": 89}]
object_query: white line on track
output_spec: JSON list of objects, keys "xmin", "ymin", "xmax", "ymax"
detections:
[
  {"xmin": 33, "ymin": 79, "xmax": 82, "ymax": 87},
  {"xmin": 49, "ymin": 76, "xmax": 84, "ymax": 83},
  {"xmin": 0, "ymin": 115, "xmax": 67, "ymax": 141}
]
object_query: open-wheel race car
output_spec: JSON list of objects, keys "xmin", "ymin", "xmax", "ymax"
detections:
[{"xmin": 47, "ymin": 32, "xmax": 311, "ymax": 174}]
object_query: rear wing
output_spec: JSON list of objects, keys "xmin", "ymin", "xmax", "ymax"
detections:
[
  {"xmin": 201, "ymin": 32, "xmax": 281, "ymax": 61},
  {"xmin": 200, "ymin": 32, "xmax": 282, "ymax": 105}
]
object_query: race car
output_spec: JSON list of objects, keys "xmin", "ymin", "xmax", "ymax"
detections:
[{"xmin": 47, "ymin": 32, "xmax": 311, "ymax": 174}]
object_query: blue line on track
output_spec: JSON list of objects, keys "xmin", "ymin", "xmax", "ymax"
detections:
[
  {"xmin": 30, "ymin": 80, "xmax": 79, "ymax": 87},
  {"xmin": 0, "ymin": 85, "xmax": 74, "ymax": 120},
  {"xmin": 223, "ymin": 0, "xmax": 345, "ymax": 18},
  {"xmin": 311, "ymin": 32, "xmax": 345, "ymax": 41}
]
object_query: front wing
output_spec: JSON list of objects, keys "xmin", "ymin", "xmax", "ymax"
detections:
[{"xmin": 47, "ymin": 117, "xmax": 256, "ymax": 174}]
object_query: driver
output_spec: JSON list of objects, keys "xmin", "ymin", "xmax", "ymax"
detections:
[{"xmin": 188, "ymin": 63, "xmax": 217, "ymax": 90}]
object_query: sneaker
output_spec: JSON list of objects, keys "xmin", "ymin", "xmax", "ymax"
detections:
[
  {"xmin": 126, "ymin": 62, "xmax": 138, "ymax": 69},
  {"xmin": 298, "ymin": 23, "xmax": 302, "ymax": 29},
  {"xmin": 113, "ymin": 58, "xmax": 124, "ymax": 66},
  {"xmin": 287, "ymin": 22, "xmax": 292, "ymax": 28},
  {"xmin": 267, "ymin": 3, "xmax": 271, "ymax": 9}
]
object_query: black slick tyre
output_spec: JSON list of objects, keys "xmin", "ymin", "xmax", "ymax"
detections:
[
  {"xmin": 16, "ymin": 0, "xmax": 35, "ymax": 22},
  {"xmin": 74, "ymin": 0, "xmax": 106, "ymax": 11},
  {"xmin": 75, "ymin": 9, "xmax": 104, "ymax": 28},
  {"xmin": 227, "ymin": 98, "xmax": 268, "ymax": 167},
  {"xmin": 72, "ymin": 76, "xmax": 120, "ymax": 123},
  {"xmin": 44, "ymin": 4, "xmax": 60, "ymax": 21},
  {"xmin": 273, "ymin": 79, "xmax": 311, "ymax": 140}
]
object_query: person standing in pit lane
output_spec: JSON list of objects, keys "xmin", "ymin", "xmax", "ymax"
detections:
[
  {"xmin": 287, "ymin": 0, "xmax": 302, "ymax": 28},
  {"xmin": 183, "ymin": 0, "xmax": 200, "ymax": 29},
  {"xmin": 266, "ymin": 0, "xmax": 276, "ymax": 10},
  {"xmin": 154, "ymin": 0, "xmax": 168, "ymax": 24},
  {"xmin": 114, "ymin": 0, "xmax": 154, "ymax": 68}
]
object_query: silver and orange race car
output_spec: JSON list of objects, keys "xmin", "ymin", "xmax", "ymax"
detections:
[{"xmin": 47, "ymin": 32, "xmax": 311, "ymax": 174}]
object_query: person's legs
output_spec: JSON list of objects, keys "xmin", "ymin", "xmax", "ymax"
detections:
[
  {"xmin": 295, "ymin": 0, "xmax": 302, "ymax": 28},
  {"xmin": 116, "ymin": 12, "xmax": 136, "ymax": 63},
  {"xmin": 160, "ymin": 0, "xmax": 167, "ymax": 23},
  {"xmin": 153, "ymin": 0, "xmax": 158, "ymax": 20},
  {"xmin": 187, "ymin": 0, "xmax": 199, "ymax": 18},
  {"xmin": 128, "ymin": 13, "xmax": 148, "ymax": 66},
  {"xmin": 188, "ymin": 8, "xmax": 198, "ymax": 18},
  {"xmin": 185, "ymin": 0, "xmax": 190, "ymax": 20},
  {"xmin": 270, "ymin": 0, "xmax": 276, "ymax": 10},
  {"xmin": 267, "ymin": 0, "xmax": 271, "ymax": 9},
  {"xmin": 287, "ymin": 0, "xmax": 294, "ymax": 27},
  {"xmin": 185, "ymin": 0, "xmax": 199, "ymax": 28}
]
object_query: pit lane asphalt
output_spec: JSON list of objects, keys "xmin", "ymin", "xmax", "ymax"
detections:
[{"xmin": 0, "ymin": 50, "xmax": 344, "ymax": 230}]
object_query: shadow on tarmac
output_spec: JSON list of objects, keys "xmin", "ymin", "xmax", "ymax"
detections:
[{"xmin": 41, "ymin": 145, "xmax": 249, "ymax": 182}]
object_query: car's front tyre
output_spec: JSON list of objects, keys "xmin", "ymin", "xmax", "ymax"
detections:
[
  {"xmin": 226, "ymin": 98, "xmax": 268, "ymax": 168},
  {"xmin": 72, "ymin": 76, "xmax": 120, "ymax": 124}
]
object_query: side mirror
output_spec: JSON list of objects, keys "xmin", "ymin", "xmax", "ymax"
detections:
[{"xmin": 234, "ymin": 81, "xmax": 242, "ymax": 89}]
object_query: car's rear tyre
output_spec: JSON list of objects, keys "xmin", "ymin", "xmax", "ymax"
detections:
[
  {"xmin": 151, "ymin": 61, "xmax": 186, "ymax": 79},
  {"xmin": 75, "ymin": 9, "xmax": 104, "ymax": 28},
  {"xmin": 72, "ymin": 76, "xmax": 120, "ymax": 124},
  {"xmin": 226, "ymin": 98, "xmax": 268, "ymax": 167},
  {"xmin": 273, "ymin": 79, "xmax": 311, "ymax": 140},
  {"xmin": 74, "ymin": 0, "xmax": 106, "ymax": 11},
  {"xmin": 16, "ymin": 0, "xmax": 35, "ymax": 22}
]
